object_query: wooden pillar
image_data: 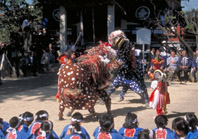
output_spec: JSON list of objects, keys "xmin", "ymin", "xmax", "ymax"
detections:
[
  {"xmin": 60, "ymin": 6, "xmax": 67, "ymax": 54},
  {"xmin": 107, "ymin": 5, "xmax": 115, "ymax": 38}
]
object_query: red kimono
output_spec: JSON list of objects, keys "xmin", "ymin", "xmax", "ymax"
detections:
[{"xmin": 149, "ymin": 80, "xmax": 170, "ymax": 115}]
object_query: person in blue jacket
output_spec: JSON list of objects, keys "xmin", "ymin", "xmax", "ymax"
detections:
[
  {"xmin": 27, "ymin": 110, "xmax": 49, "ymax": 137},
  {"xmin": 17, "ymin": 111, "xmax": 34, "ymax": 136},
  {"xmin": 184, "ymin": 113, "xmax": 198, "ymax": 139},
  {"xmin": 191, "ymin": 50, "xmax": 198, "ymax": 82},
  {"xmin": 119, "ymin": 112, "xmax": 143, "ymax": 139},
  {"xmin": 153, "ymin": 115, "xmax": 173, "ymax": 139},
  {"xmin": 172, "ymin": 117, "xmax": 189, "ymax": 139},
  {"xmin": 93, "ymin": 126, "xmax": 118, "ymax": 137},
  {"xmin": 60, "ymin": 112, "xmax": 90, "ymax": 139},
  {"xmin": 5, "ymin": 116, "xmax": 23, "ymax": 139},
  {"xmin": 29, "ymin": 120, "xmax": 59, "ymax": 139},
  {"xmin": 26, "ymin": 110, "xmax": 58, "ymax": 139},
  {"xmin": 62, "ymin": 116, "xmax": 87, "ymax": 139},
  {"xmin": 138, "ymin": 129, "xmax": 155, "ymax": 139},
  {"xmin": 0, "ymin": 117, "xmax": 9, "ymax": 136},
  {"xmin": 0, "ymin": 129, "xmax": 5, "ymax": 139},
  {"xmin": 177, "ymin": 49, "xmax": 191, "ymax": 84},
  {"xmin": 93, "ymin": 113, "xmax": 122, "ymax": 139}
]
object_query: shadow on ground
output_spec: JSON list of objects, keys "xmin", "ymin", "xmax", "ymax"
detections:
[
  {"xmin": 83, "ymin": 106, "xmax": 147, "ymax": 123},
  {"xmin": 0, "ymin": 71, "xmax": 58, "ymax": 103},
  {"xmin": 167, "ymin": 111, "xmax": 194, "ymax": 119}
]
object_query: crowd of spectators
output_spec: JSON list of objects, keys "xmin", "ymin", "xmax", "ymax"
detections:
[
  {"xmin": 0, "ymin": 39, "xmax": 57, "ymax": 78},
  {"xmin": 147, "ymin": 41, "xmax": 198, "ymax": 84},
  {"xmin": 0, "ymin": 110, "xmax": 198, "ymax": 139}
]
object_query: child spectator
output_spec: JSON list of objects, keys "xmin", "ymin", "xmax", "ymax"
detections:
[
  {"xmin": 26, "ymin": 110, "xmax": 49, "ymax": 137},
  {"xmin": 0, "ymin": 117, "xmax": 9, "ymax": 136},
  {"xmin": 60, "ymin": 112, "xmax": 90, "ymax": 139},
  {"xmin": 149, "ymin": 70, "xmax": 170, "ymax": 116},
  {"xmin": 93, "ymin": 113, "xmax": 122, "ymax": 139},
  {"xmin": 138, "ymin": 129, "xmax": 155, "ymax": 139},
  {"xmin": 5, "ymin": 116, "xmax": 23, "ymax": 139},
  {"xmin": 17, "ymin": 111, "xmax": 34, "ymax": 136},
  {"xmin": 31, "ymin": 120, "xmax": 59, "ymax": 139},
  {"xmin": 41, "ymin": 49, "xmax": 50, "ymax": 73},
  {"xmin": 153, "ymin": 115, "xmax": 173, "ymax": 139},
  {"xmin": 184, "ymin": 113, "xmax": 198, "ymax": 138},
  {"xmin": 118, "ymin": 112, "xmax": 143, "ymax": 139},
  {"xmin": 172, "ymin": 117, "xmax": 189, "ymax": 139}
]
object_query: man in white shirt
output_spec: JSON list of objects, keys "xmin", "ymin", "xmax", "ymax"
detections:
[{"xmin": 166, "ymin": 50, "xmax": 179, "ymax": 80}]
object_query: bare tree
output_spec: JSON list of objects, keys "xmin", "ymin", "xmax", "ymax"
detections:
[
  {"xmin": 184, "ymin": 9, "xmax": 198, "ymax": 50},
  {"xmin": 149, "ymin": 4, "xmax": 196, "ymax": 59}
]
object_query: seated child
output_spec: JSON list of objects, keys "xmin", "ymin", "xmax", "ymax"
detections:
[
  {"xmin": 60, "ymin": 112, "xmax": 90, "ymax": 139},
  {"xmin": 138, "ymin": 129, "xmax": 155, "ymax": 139},
  {"xmin": 172, "ymin": 117, "xmax": 189, "ymax": 139},
  {"xmin": 0, "ymin": 117, "xmax": 9, "ymax": 136},
  {"xmin": 27, "ymin": 110, "xmax": 49, "ymax": 136},
  {"xmin": 32, "ymin": 120, "xmax": 59, "ymax": 139},
  {"xmin": 153, "ymin": 115, "xmax": 173, "ymax": 139},
  {"xmin": 93, "ymin": 113, "xmax": 122, "ymax": 139},
  {"xmin": 184, "ymin": 113, "xmax": 198, "ymax": 139},
  {"xmin": 118, "ymin": 112, "xmax": 143, "ymax": 139},
  {"xmin": 5, "ymin": 116, "xmax": 23, "ymax": 139},
  {"xmin": 17, "ymin": 111, "xmax": 34, "ymax": 134}
]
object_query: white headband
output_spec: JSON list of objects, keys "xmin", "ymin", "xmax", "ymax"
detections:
[
  {"xmin": 24, "ymin": 117, "xmax": 34, "ymax": 122},
  {"xmin": 39, "ymin": 113, "xmax": 48, "ymax": 118},
  {"xmin": 132, "ymin": 118, "xmax": 138, "ymax": 124},
  {"xmin": 71, "ymin": 118, "xmax": 82, "ymax": 123}
]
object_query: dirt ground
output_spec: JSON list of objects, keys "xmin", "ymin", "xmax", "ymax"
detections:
[{"xmin": 0, "ymin": 73, "xmax": 198, "ymax": 139}]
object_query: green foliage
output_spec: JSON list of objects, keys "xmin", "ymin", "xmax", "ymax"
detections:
[
  {"xmin": 185, "ymin": 23, "xmax": 194, "ymax": 30},
  {"xmin": 0, "ymin": 0, "xmax": 42, "ymax": 43}
]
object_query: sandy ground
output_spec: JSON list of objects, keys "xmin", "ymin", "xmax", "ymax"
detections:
[{"xmin": 0, "ymin": 74, "xmax": 198, "ymax": 138}]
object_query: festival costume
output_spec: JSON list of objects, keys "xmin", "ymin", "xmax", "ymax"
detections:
[
  {"xmin": 93, "ymin": 127, "xmax": 122, "ymax": 139},
  {"xmin": 57, "ymin": 42, "xmax": 118, "ymax": 119},
  {"xmin": 93, "ymin": 126, "xmax": 118, "ymax": 137},
  {"xmin": 172, "ymin": 130, "xmax": 196, "ymax": 139},
  {"xmin": 56, "ymin": 54, "xmax": 68, "ymax": 102},
  {"xmin": 27, "ymin": 121, "xmax": 42, "ymax": 136},
  {"xmin": 17, "ymin": 124, "xmax": 29, "ymax": 138},
  {"xmin": 118, "ymin": 127, "xmax": 143, "ymax": 139},
  {"xmin": 0, "ymin": 130, "xmax": 4, "ymax": 139},
  {"xmin": 107, "ymin": 30, "xmax": 148, "ymax": 103},
  {"xmin": 60, "ymin": 124, "xmax": 90, "ymax": 139},
  {"xmin": 27, "ymin": 131, "xmax": 59, "ymax": 139},
  {"xmin": 5, "ymin": 128, "xmax": 23, "ymax": 139},
  {"xmin": 188, "ymin": 129, "xmax": 198, "ymax": 139},
  {"xmin": 151, "ymin": 55, "xmax": 165, "ymax": 70},
  {"xmin": 149, "ymin": 70, "xmax": 170, "ymax": 115},
  {"xmin": 153, "ymin": 127, "xmax": 173, "ymax": 139},
  {"xmin": 0, "ymin": 121, "xmax": 9, "ymax": 136},
  {"xmin": 27, "ymin": 121, "xmax": 58, "ymax": 139},
  {"xmin": 63, "ymin": 134, "xmax": 85, "ymax": 139}
]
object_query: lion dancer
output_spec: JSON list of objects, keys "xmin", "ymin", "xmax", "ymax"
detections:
[
  {"xmin": 107, "ymin": 30, "xmax": 149, "ymax": 104},
  {"xmin": 55, "ymin": 53, "xmax": 68, "ymax": 101},
  {"xmin": 149, "ymin": 70, "xmax": 170, "ymax": 116}
]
